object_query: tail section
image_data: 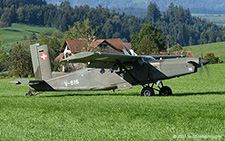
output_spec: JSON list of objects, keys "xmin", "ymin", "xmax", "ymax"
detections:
[{"xmin": 30, "ymin": 44, "xmax": 52, "ymax": 80}]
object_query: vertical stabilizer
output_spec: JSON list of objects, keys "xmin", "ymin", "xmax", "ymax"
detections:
[{"xmin": 30, "ymin": 44, "xmax": 52, "ymax": 80}]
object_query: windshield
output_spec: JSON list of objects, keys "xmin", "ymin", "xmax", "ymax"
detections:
[{"xmin": 141, "ymin": 56, "xmax": 155, "ymax": 63}]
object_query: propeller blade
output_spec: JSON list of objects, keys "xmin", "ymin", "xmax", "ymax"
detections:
[
  {"xmin": 198, "ymin": 47, "xmax": 210, "ymax": 79},
  {"xmin": 198, "ymin": 65, "xmax": 203, "ymax": 79},
  {"xmin": 205, "ymin": 65, "xmax": 210, "ymax": 78}
]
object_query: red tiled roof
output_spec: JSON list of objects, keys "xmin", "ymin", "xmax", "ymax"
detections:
[
  {"xmin": 89, "ymin": 39, "xmax": 105, "ymax": 50},
  {"xmin": 186, "ymin": 51, "xmax": 194, "ymax": 57},
  {"xmin": 62, "ymin": 39, "xmax": 88, "ymax": 53},
  {"xmin": 105, "ymin": 38, "xmax": 125, "ymax": 50},
  {"xmin": 55, "ymin": 52, "xmax": 64, "ymax": 61},
  {"xmin": 123, "ymin": 43, "xmax": 132, "ymax": 50},
  {"xmin": 89, "ymin": 38, "xmax": 126, "ymax": 51},
  {"xmin": 63, "ymin": 38, "xmax": 127, "ymax": 53}
]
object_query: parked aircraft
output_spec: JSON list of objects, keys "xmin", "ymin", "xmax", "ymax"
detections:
[{"xmin": 10, "ymin": 44, "xmax": 209, "ymax": 96}]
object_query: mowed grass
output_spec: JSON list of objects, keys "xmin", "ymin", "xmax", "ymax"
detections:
[
  {"xmin": 0, "ymin": 23, "xmax": 61, "ymax": 51},
  {"xmin": 186, "ymin": 42, "xmax": 225, "ymax": 61},
  {"xmin": 0, "ymin": 64, "xmax": 225, "ymax": 140}
]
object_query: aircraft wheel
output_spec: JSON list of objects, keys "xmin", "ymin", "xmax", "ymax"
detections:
[
  {"xmin": 141, "ymin": 87, "xmax": 155, "ymax": 96},
  {"xmin": 25, "ymin": 93, "xmax": 34, "ymax": 96},
  {"xmin": 25, "ymin": 90, "xmax": 34, "ymax": 96},
  {"xmin": 159, "ymin": 86, "xmax": 172, "ymax": 96}
]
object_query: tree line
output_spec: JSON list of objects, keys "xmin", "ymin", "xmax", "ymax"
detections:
[
  {"xmin": 0, "ymin": 0, "xmax": 46, "ymax": 8},
  {"xmin": 1, "ymin": 0, "xmax": 225, "ymax": 47},
  {"xmin": 1, "ymin": 19, "xmax": 220, "ymax": 78}
]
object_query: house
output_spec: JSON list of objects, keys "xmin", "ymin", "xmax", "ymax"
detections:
[
  {"xmin": 55, "ymin": 38, "xmax": 132, "ymax": 71},
  {"xmin": 60, "ymin": 39, "xmax": 89, "ymax": 60},
  {"xmin": 89, "ymin": 38, "xmax": 127, "ymax": 54},
  {"xmin": 186, "ymin": 51, "xmax": 194, "ymax": 57},
  {"xmin": 56, "ymin": 38, "xmax": 131, "ymax": 61}
]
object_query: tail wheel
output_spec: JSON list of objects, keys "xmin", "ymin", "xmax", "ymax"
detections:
[
  {"xmin": 141, "ymin": 87, "xmax": 155, "ymax": 96},
  {"xmin": 159, "ymin": 86, "xmax": 172, "ymax": 96}
]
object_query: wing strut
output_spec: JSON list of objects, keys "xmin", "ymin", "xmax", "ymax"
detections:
[{"xmin": 116, "ymin": 59, "xmax": 139, "ymax": 84}]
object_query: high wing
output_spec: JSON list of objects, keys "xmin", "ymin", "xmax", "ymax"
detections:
[
  {"xmin": 61, "ymin": 52, "xmax": 144, "ymax": 68},
  {"xmin": 61, "ymin": 52, "xmax": 185, "ymax": 68},
  {"xmin": 152, "ymin": 55, "xmax": 185, "ymax": 59}
]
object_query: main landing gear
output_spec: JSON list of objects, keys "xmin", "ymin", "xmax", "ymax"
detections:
[
  {"xmin": 141, "ymin": 81, "xmax": 172, "ymax": 96},
  {"xmin": 25, "ymin": 87, "xmax": 34, "ymax": 96}
]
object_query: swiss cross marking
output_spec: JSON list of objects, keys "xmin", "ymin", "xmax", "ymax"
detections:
[{"xmin": 40, "ymin": 53, "xmax": 48, "ymax": 61}]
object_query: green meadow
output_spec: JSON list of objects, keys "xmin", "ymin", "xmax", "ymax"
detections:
[
  {"xmin": 186, "ymin": 42, "xmax": 225, "ymax": 62},
  {"xmin": 0, "ymin": 23, "xmax": 61, "ymax": 51},
  {"xmin": 192, "ymin": 13, "xmax": 225, "ymax": 25},
  {"xmin": 0, "ymin": 23, "xmax": 224, "ymax": 140},
  {"xmin": 0, "ymin": 64, "xmax": 224, "ymax": 140}
]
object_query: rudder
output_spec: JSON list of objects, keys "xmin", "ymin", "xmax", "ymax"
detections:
[{"xmin": 30, "ymin": 44, "xmax": 52, "ymax": 80}]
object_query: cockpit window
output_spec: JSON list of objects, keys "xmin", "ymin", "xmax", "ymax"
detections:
[{"xmin": 141, "ymin": 56, "xmax": 155, "ymax": 63}]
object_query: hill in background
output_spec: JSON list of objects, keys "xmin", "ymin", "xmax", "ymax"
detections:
[
  {"xmin": 46, "ymin": 0, "xmax": 225, "ymax": 13},
  {"xmin": 1, "ymin": 23, "xmax": 224, "ymax": 62},
  {"xmin": 46, "ymin": 0, "xmax": 225, "ymax": 24},
  {"xmin": 0, "ymin": 23, "xmax": 61, "ymax": 51},
  {"xmin": 186, "ymin": 42, "xmax": 225, "ymax": 62}
]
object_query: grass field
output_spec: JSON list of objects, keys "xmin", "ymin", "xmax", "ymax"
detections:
[
  {"xmin": 0, "ymin": 64, "xmax": 224, "ymax": 140},
  {"xmin": 186, "ymin": 42, "xmax": 225, "ymax": 62},
  {"xmin": 0, "ymin": 23, "xmax": 61, "ymax": 51},
  {"xmin": 192, "ymin": 13, "xmax": 225, "ymax": 25}
]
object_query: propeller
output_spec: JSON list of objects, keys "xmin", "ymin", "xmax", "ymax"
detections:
[
  {"xmin": 200, "ymin": 57, "xmax": 209, "ymax": 66},
  {"xmin": 199, "ymin": 51, "xmax": 210, "ymax": 78}
]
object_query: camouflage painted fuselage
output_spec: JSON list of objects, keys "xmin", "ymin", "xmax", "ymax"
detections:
[
  {"xmin": 29, "ymin": 57, "xmax": 200, "ymax": 92},
  {"xmin": 11, "ymin": 44, "xmax": 207, "ymax": 94}
]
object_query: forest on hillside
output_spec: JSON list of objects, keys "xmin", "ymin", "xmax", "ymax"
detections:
[
  {"xmin": 1, "ymin": 0, "xmax": 225, "ymax": 47},
  {"xmin": 46, "ymin": 0, "xmax": 225, "ymax": 14}
]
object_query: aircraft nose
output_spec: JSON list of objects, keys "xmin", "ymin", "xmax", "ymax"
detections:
[{"xmin": 200, "ymin": 58, "xmax": 209, "ymax": 65}]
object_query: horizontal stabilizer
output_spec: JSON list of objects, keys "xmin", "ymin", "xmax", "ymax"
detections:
[{"xmin": 9, "ymin": 79, "xmax": 44, "ymax": 85}]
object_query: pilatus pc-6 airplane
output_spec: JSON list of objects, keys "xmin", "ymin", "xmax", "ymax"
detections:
[{"xmin": 10, "ymin": 44, "xmax": 209, "ymax": 96}]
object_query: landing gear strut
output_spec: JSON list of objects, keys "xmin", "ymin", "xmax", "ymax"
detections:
[
  {"xmin": 141, "ymin": 81, "xmax": 172, "ymax": 96},
  {"xmin": 25, "ymin": 87, "xmax": 34, "ymax": 96}
]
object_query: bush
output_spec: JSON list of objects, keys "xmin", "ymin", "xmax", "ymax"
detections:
[{"xmin": 204, "ymin": 52, "xmax": 221, "ymax": 64}]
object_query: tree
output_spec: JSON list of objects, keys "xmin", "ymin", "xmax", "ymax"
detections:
[
  {"xmin": 47, "ymin": 33, "xmax": 62, "ymax": 71},
  {"xmin": 63, "ymin": 18, "xmax": 99, "ymax": 47},
  {"xmin": 29, "ymin": 32, "xmax": 37, "ymax": 41},
  {"xmin": 16, "ymin": 7, "xmax": 25, "ymax": 23},
  {"xmin": 0, "ymin": 32, "xmax": 6, "ymax": 72},
  {"xmin": 0, "ymin": 32, "xmax": 4, "ymax": 46},
  {"xmin": 168, "ymin": 43, "xmax": 186, "ymax": 55},
  {"xmin": 8, "ymin": 42, "xmax": 33, "ymax": 78},
  {"xmin": 0, "ymin": 8, "xmax": 12, "ymax": 27},
  {"xmin": 137, "ymin": 36, "xmax": 159, "ymax": 55},
  {"xmin": 145, "ymin": 2, "xmax": 161, "ymax": 25},
  {"xmin": 102, "ymin": 20, "xmax": 114, "ymax": 38},
  {"xmin": 130, "ymin": 24, "xmax": 166, "ymax": 55},
  {"xmin": 0, "ymin": 50, "xmax": 7, "ymax": 72},
  {"xmin": 0, "ymin": 1, "xmax": 225, "ymax": 47},
  {"xmin": 37, "ymin": 32, "xmax": 62, "ymax": 71},
  {"xmin": 37, "ymin": 32, "xmax": 49, "ymax": 45}
]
